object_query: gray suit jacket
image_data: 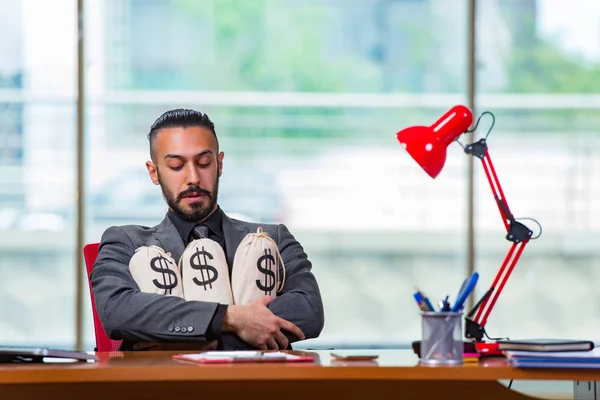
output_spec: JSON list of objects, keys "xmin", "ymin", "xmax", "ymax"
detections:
[{"xmin": 90, "ymin": 211, "xmax": 324, "ymax": 350}]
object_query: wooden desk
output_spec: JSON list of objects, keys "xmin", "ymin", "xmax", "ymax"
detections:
[{"xmin": 0, "ymin": 349, "xmax": 598, "ymax": 400}]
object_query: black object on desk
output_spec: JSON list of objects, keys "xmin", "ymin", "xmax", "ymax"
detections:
[{"xmin": 412, "ymin": 340, "xmax": 477, "ymax": 357}]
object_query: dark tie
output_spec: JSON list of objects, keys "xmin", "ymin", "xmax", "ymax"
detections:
[
  {"xmin": 193, "ymin": 225, "xmax": 210, "ymax": 240},
  {"xmin": 191, "ymin": 224, "xmax": 231, "ymax": 282}
]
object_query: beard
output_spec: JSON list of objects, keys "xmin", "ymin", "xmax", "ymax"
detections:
[{"xmin": 157, "ymin": 170, "xmax": 219, "ymax": 223}]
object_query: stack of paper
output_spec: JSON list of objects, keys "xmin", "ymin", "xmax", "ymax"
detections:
[{"xmin": 506, "ymin": 348, "xmax": 600, "ymax": 369}]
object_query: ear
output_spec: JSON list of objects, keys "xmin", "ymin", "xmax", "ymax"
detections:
[
  {"xmin": 146, "ymin": 160, "xmax": 160, "ymax": 185},
  {"xmin": 217, "ymin": 151, "xmax": 224, "ymax": 177}
]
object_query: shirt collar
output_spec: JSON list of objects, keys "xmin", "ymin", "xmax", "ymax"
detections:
[{"xmin": 167, "ymin": 205, "xmax": 224, "ymax": 242}]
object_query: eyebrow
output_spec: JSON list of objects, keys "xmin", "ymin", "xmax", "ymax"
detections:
[{"xmin": 164, "ymin": 150, "xmax": 214, "ymax": 161}]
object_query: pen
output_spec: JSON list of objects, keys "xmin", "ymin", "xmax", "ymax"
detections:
[
  {"xmin": 422, "ymin": 291, "xmax": 435, "ymax": 312},
  {"xmin": 413, "ymin": 291, "xmax": 430, "ymax": 312},
  {"xmin": 414, "ymin": 287, "xmax": 435, "ymax": 312},
  {"xmin": 451, "ymin": 272, "xmax": 479, "ymax": 312},
  {"xmin": 439, "ymin": 295, "xmax": 450, "ymax": 312}
]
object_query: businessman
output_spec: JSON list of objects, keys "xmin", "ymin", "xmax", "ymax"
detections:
[{"xmin": 90, "ymin": 109, "xmax": 324, "ymax": 351}]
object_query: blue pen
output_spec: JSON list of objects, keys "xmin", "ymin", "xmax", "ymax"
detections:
[
  {"xmin": 414, "ymin": 287, "xmax": 435, "ymax": 312},
  {"xmin": 413, "ymin": 291, "xmax": 429, "ymax": 312},
  {"xmin": 422, "ymin": 291, "xmax": 435, "ymax": 312},
  {"xmin": 440, "ymin": 295, "xmax": 450, "ymax": 311},
  {"xmin": 451, "ymin": 272, "xmax": 479, "ymax": 312}
]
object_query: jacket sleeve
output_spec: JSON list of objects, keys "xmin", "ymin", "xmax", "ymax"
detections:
[
  {"xmin": 221, "ymin": 224, "xmax": 324, "ymax": 350},
  {"xmin": 90, "ymin": 226, "xmax": 220, "ymax": 344},
  {"xmin": 266, "ymin": 223, "xmax": 325, "ymax": 341}
]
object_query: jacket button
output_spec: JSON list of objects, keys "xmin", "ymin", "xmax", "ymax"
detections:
[
  {"xmin": 168, "ymin": 325, "xmax": 174, "ymax": 332},
  {"xmin": 175, "ymin": 326, "xmax": 181, "ymax": 332},
  {"xmin": 188, "ymin": 326, "xmax": 194, "ymax": 333},
  {"xmin": 181, "ymin": 327, "xmax": 187, "ymax": 333}
]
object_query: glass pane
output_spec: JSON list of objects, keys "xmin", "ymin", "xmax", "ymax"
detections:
[
  {"xmin": 86, "ymin": 0, "xmax": 468, "ymax": 349},
  {"xmin": 0, "ymin": 0, "xmax": 77, "ymax": 348},
  {"xmin": 475, "ymin": 0, "xmax": 600, "ymax": 340}
]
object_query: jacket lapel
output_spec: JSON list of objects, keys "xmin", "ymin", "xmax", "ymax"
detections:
[
  {"xmin": 222, "ymin": 213, "xmax": 250, "ymax": 269},
  {"xmin": 152, "ymin": 215, "xmax": 186, "ymax": 262}
]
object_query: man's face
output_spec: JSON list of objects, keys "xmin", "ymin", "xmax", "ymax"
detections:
[{"xmin": 145, "ymin": 126, "xmax": 224, "ymax": 223}]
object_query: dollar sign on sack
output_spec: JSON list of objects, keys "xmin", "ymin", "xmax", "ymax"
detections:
[
  {"xmin": 150, "ymin": 255, "xmax": 178, "ymax": 295},
  {"xmin": 256, "ymin": 248, "xmax": 276, "ymax": 295},
  {"xmin": 190, "ymin": 246, "xmax": 219, "ymax": 290}
]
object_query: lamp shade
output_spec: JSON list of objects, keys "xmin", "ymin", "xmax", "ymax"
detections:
[{"xmin": 396, "ymin": 105, "xmax": 473, "ymax": 178}]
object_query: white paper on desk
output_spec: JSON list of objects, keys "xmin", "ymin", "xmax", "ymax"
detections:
[
  {"xmin": 199, "ymin": 351, "xmax": 289, "ymax": 359},
  {"xmin": 204, "ymin": 351, "xmax": 262, "ymax": 358},
  {"xmin": 176, "ymin": 351, "xmax": 309, "ymax": 362}
]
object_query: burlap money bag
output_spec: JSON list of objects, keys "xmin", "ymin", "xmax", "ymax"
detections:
[
  {"xmin": 231, "ymin": 227, "xmax": 286, "ymax": 305},
  {"xmin": 179, "ymin": 238, "xmax": 233, "ymax": 304},
  {"xmin": 129, "ymin": 245, "xmax": 184, "ymax": 298}
]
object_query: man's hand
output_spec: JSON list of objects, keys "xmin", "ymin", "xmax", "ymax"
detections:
[{"xmin": 222, "ymin": 296, "xmax": 305, "ymax": 350}]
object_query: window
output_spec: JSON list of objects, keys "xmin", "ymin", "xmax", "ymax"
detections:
[
  {"xmin": 475, "ymin": 0, "xmax": 600, "ymax": 339},
  {"xmin": 0, "ymin": 0, "xmax": 77, "ymax": 348}
]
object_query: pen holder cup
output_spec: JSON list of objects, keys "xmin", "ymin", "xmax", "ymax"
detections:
[{"xmin": 420, "ymin": 311, "xmax": 464, "ymax": 366}]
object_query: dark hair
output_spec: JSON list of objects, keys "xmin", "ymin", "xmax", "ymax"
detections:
[{"xmin": 147, "ymin": 108, "xmax": 218, "ymax": 160}]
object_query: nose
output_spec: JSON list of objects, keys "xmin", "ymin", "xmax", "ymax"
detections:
[{"xmin": 186, "ymin": 164, "xmax": 200, "ymax": 186}]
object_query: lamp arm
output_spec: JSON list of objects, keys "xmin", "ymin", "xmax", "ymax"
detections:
[
  {"xmin": 472, "ymin": 240, "xmax": 529, "ymax": 326},
  {"xmin": 463, "ymin": 139, "xmax": 534, "ymax": 341}
]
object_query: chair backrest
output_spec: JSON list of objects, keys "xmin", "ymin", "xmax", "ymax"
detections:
[{"xmin": 83, "ymin": 243, "xmax": 122, "ymax": 352}]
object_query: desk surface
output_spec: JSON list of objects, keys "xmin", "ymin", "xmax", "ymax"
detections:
[{"xmin": 1, "ymin": 349, "xmax": 600, "ymax": 384}]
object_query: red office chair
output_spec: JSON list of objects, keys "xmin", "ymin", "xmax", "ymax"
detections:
[{"xmin": 83, "ymin": 243, "xmax": 123, "ymax": 352}]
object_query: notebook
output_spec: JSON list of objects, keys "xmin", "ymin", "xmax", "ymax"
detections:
[
  {"xmin": 496, "ymin": 339, "xmax": 594, "ymax": 352},
  {"xmin": 506, "ymin": 348, "xmax": 600, "ymax": 369},
  {"xmin": 173, "ymin": 351, "xmax": 316, "ymax": 364}
]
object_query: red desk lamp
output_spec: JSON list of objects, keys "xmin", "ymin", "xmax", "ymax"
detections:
[{"xmin": 397, "ymin": 105, "xmax": 540, "ymax": 343}]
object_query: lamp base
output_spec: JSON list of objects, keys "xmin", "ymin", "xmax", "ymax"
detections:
[
  {"xmin": 411, "ymin": 340, "xmax": 504, "ymax": 358},
  {"xmin": 465, "ymin": 317, "xmax": 485, "ymax": 341},
  {"xmin": 474, "ymin": 341, "xmax": 503, "ymax": 356}
]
